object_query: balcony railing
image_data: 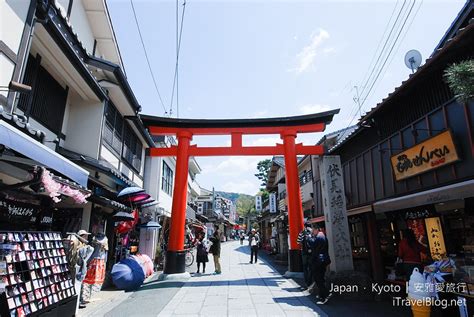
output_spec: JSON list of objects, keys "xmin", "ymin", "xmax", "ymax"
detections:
[{"xmin": 299, "ymin": 170, "xmax": 313, "ymax": 186}]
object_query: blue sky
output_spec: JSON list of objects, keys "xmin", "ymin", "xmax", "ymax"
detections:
[{"xmin": 108, "ymin": 0, "xmax": 466, "ymax": 195}]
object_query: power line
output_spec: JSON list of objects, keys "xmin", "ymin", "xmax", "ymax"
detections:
[
  {"xmin": 130, "ymin": 0, "xmax": 168, "ymax": 115},
  {"xmin": 339, "ymin": 0, "xmax": 417, "ymax": 142},
  {"xmin": 344, "ymin": 0, "xmax": 404, "ymax": 131},
  {"xmin": 364, "ymin": 0, "xmax": 424, "ymax": 111},
  {"xmin": 359, "ymin": 0, "xmax": 417, "ymax": 108},
  {"xmin": 170, "ymin": 0, "xmax": 187, "ymax": 118}
]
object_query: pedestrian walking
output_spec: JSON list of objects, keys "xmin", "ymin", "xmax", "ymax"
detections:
[
  {"xmin": 248, "ymin": 228, "xmax": 260, "ymax": 264},
  {"xmin": 308, "ymin": 228, "xmax": 331, "ymax": 305},
  {"xmin": 297, "ymin": 223, "xmax": 314, "ymax": 291},
  {"xmin": 239, "ymin": 231, "xmax": 245, "ymax": 245},
  {"xmin": 195, "ymin": 232, "xmax": 209, "ymax": 274},
  {"xmin": 209, "ymin": 230, "xmax": 221, "ymax": 274}
]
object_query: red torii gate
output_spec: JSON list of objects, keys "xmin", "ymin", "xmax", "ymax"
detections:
[{"xmin": 141, "ymin": 109, "xmax": 339, "ymax": 275}]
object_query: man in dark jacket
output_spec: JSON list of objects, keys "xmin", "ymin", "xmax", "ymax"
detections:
[
  {"xmin": 297, "ymin": 223, "xmax": 314, "ymax": 290},
  {"xmin": 308, "ymin": 228, "xmax": 331, "ymax": 304},
  {"xmin": 248, "ymin": 228, "xmax": 260, "ymax": 264},
  {"xmin": 209, "ymin": 230, "xmax": 221, "ymax": 274}
]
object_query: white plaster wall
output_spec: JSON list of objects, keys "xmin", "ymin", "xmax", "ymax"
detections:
[
  {"xmin": 80, "ymin": 202, "xmax": 92, "ymax": 231},
  {"xmin": 1, "ymin": 1, "xmax": 29, "ymax": 53},
  {"xmin": 144, "ymin": 156, "xmax": 161, "ymax": 199},
  {"xmin": 63, "ymin": 93, "xmax": 104, "ymax": 158},
  {"xmin": 56, "ymin": 0, "xmax": 95, "ymax": 53},
  {"xmin": 0, "ymin": 1, "xmax": 29, "ymax": 98},
  {"xmin": 100, "ymin": 145, "xmax": 119, "ymax": 169},
  {"xmin": 0, "ymin": 56, "xmax": 15, "ymax": 99}
]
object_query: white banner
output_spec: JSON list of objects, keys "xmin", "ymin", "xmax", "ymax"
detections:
[
  {"xmin": 255, "ymin": 196, "xmax": 262, "ymax": 211},
  {"xmin": 269, "ymin": 193, "xmax": 277, "ymax": 213}
]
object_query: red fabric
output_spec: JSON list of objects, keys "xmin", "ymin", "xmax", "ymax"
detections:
[
  {"xmin": 398, "ymin": 239, "xmax": 426, "ymax": 264},
  {"xmin": 83, "ymin": 259, "xmax": 106, "ymax": 285}
]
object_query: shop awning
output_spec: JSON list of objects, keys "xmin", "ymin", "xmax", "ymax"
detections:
[
  {"xmin": 0, "ymin": 121, "xmax": 89, "ymax": 187},
  {"xmin": 373, "ymin": 179, "xmax": 474, "ymax": 213}
]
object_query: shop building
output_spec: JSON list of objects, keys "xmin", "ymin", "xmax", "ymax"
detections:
[
  {"xmin": 1, "ymin": 0, "xmax": 158, "ymax": 302},
  {"xmin": 312, "ymin": 2, "xmax": 474, "ymax": 289}
]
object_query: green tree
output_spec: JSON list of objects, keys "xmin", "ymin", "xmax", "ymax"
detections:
[
  {"xmin": 236, "ymin": 195, "xmax": 258, "ymax": 229},
  {"xmin": 258, "ymin": 188, "xmax": 269, "ymax": 203},
  {"xmin": 254, "ymin": 159, "xmax": 272, "ymax": 187},
  {"xmin": 445, "ymin": 59, "xmax": 474, "ymax": 104}
]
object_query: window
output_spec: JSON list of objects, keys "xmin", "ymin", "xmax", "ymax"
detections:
[
  {"xmin": 161, "ymin": 161, "xmax": 174, "ymax": 195},
  {"xmin": 18, "ymin": 54, "xmax": 68, "ymax": 134},
  {"xmin": 122, "ymin": 124, "xmax": 142, "ymax": 172},
  {"xmin": 103, "ymin": 102, "xmax": 123, "ymax": 154}
]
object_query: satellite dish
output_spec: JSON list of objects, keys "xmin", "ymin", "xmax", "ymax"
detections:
[{"xmin": 404, "ymin": 50, "xmax": 422, "ymax": 73}]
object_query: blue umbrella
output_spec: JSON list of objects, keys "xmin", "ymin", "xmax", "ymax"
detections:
[
  {"xmin": 117, "ymin": 187, "xmax": 145, "ymax": 198},
  {"xmin": 111, "ymin": 258, "xmax": 145, "ymax": 291}
]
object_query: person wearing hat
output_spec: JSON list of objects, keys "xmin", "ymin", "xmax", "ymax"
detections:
[
  {"xmin": 248, "ymin": 228, "xmax": 260, "ymax": 264},
  {"xmin": 73, "ymin": 230, "xmax": 94, "ymax": 309},
  {"xmin": 297, "ymin": 223, "xmax": 314, "ymax": 291},
  {"xmin": 81, "ymin": 233, "xmax": 109, "ymax": 306}
]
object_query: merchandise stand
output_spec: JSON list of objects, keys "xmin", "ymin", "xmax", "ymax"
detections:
[{"xmin": 0, "ymin": 231, "xmax": 77, "ymax": 317}]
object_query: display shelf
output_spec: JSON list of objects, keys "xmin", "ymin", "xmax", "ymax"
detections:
[{"xmin": 0, "ymin": 231, "xmax": 77, "ymax": 317}]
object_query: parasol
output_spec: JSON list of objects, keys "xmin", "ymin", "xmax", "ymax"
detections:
[{"xmin": 111, "ymin": 258, "xmax": 145, "ymax": 291}]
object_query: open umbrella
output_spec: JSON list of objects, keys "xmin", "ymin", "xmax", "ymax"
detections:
[
  {"xmin": 113, "ymin": 211, "xmax": 135, "ymax": 222},
  {"xmin": 121, "ymin": 193, "xmax": 151, "ymax": 204},
  {"xmin": 141, "ymin": 200, "xmax": 159, "ymax": 208},
  {"xmin": 133, "ymin": 198, "xmax": 156, "ymax": 207},
  {"xmin": 117, "ymin": 186, "xmax": 145, "ymax": 198},
  {"xmin": 111, "ymin": 258, "xmax": 145, "ymax": 291},
  {"xmin": 139, "ymin": 221, "xmax": 161, "ymax": 229}
]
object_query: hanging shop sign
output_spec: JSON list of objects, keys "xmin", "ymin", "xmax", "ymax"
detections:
[
  {"xmin": 269, "ymin": 193, "xmax": 277, "ymax": 213},
  {"xmin": 425, "ymin": 217, "xmax": 447, "ymax": 260},
  {"xmin": 391, "ymin": 130, "xmax": 459, "ymax": 181}
]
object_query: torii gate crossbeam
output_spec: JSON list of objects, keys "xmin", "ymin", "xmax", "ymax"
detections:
[{"xmin": 141, "ymin": 109, "xmax": 340, "ymax": 276}]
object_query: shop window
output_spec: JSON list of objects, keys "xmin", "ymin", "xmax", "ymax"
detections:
[
  {"xmin": 161, "ymin": 161, "xmax": 174, "ymax": 195},
  {"xmin": 122, "ymin": 124, "xmax": 143, "ymax": 172},
  {"xmin": 103, "ymin": 102, "xmax": 123, "ymax": 154},
  {"xmin": 17, "ymin": 54, "xmax": 68, "ymax": 134}
]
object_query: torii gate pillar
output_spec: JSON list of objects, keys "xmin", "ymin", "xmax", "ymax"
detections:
[
  {"xmin": 164, "ymin": 131, "xmax": 192, "ymax": 274},
  {"xmin": 281, "ymin": 130, "xmax": 304, "ymax": 272}
]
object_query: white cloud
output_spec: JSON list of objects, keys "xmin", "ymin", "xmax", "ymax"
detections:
[
  {"xmin": 299, "ymin": 104, "xmax": 331, "ymax": 115},
  {"xmin": 250, "ymin": 137, "xmax": 281, "ymax": 146},
  {"xmin": 323, "ymin": 47, "xmax": 336, "ymax": 54},
  {"xmin": 211, "ymin": 157, "xmax": 261, "ymax": 176},
  {"xmin": 291, "ymin": 29, "xmax": 330, "ymax": 73},
  {"xmin": 221, "ymin": 179, "xmax": 260, "ymax": 195}
]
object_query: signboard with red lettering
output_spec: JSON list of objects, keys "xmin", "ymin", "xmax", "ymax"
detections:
[{"xmin": 391, "ymin": 130, "xmax": 459, "ymax": 181}]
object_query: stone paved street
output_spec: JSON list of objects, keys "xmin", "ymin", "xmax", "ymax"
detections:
[{"xmin": 157, "ymin": 240, "xmax": 325, "ymax": 317}]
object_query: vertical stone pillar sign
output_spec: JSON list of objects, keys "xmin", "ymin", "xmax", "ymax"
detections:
[{"xmin": 319, "ymin": 156, "xmax": 354, "ymax": 272}]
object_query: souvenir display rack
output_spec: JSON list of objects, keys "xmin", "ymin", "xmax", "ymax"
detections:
[{"xmin": 0, "ymin": 231, "xmax": 77, "ymax": 317}]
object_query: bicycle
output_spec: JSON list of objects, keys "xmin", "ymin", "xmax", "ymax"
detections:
[{"xmin": 185, "ymin": 247, "xmax": 195, "ymax": 267}]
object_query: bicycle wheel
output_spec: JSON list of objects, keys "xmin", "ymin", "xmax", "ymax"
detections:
[{"xmin": 185, "ymin": 250, "xmax": 194, "ymax": 267}]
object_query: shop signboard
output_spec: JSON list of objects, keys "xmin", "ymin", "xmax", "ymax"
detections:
[
  {"xmin": 0, "ymin": 198, "xmax": 41, "ymax": 225},
  {"xmin": 425, "ymin": 217, "xmax": 447, "ymax": 260},
  {"xmin": 391, "ymin": 130, "xmax": 459, "ymax": 181},
  {"xmin": 269, "ymin": 193, "xmax": 277, "ymax": 213},
  {"xmin": 402, "ymin": 205, "xmax": 436, "ymax": 220}
]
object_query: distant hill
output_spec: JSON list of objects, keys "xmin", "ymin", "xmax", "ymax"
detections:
[{"xmin": 216, "ymin": 191, "xmax": 254, "ymax": 203}]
